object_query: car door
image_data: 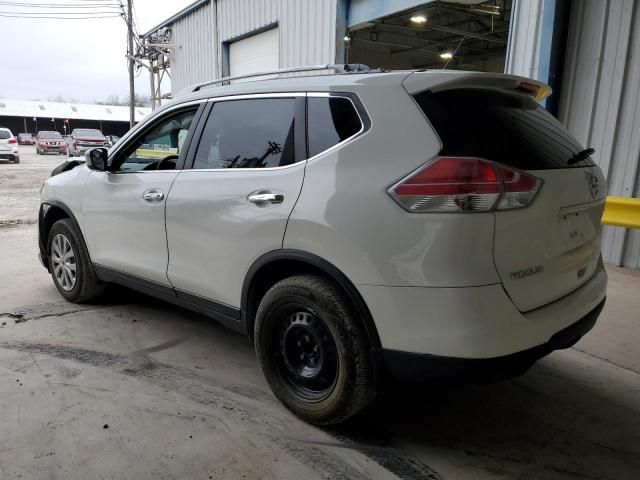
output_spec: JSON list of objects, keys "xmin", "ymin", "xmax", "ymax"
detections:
[
  {"xmin": 82, "ymin": 102, "xmax": 205, "ymax": 285},
  {"xmin": 165, "ymin": 94, "xmax": 306, "ymax": 311}
]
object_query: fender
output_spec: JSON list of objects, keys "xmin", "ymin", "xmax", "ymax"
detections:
[
  {"xmin": 241, "ymin": 249, "xmax": 383, "ymax": 351},
  {"xmin": 38, "ymin": 199, "xmax": 91, "ymax": 271}
]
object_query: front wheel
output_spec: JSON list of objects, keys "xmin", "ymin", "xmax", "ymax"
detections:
[
  {"xmin": 48, "ymin": 219, "xmax": 103, "ymax": 302},
  {"xmin": 254, "ymin": 275, "xmax": 375, "ymax": 425}
]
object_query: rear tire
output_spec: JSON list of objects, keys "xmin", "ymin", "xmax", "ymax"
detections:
[
  {"xmin": 255, "ymin": 275, "xmax": 375, "ymax": 425},
  {"xmin": 48, "ymin": 219, "xmax": 104, "ymax": 303},
  {"xmin": 12, "ymin": 156, "xmax": 19, "ymax": 164}
]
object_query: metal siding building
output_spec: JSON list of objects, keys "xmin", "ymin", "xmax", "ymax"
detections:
[
  {"xmin": 146, "ymin": 0, "xmax": 640, "ymax": 268},
  {"xmin": 159, "ymin": 0, "xmax": 337, "ymax": 93},
  {"xmin": 170, "ymin": 0, "xmax": 217, "ymax": 94}
]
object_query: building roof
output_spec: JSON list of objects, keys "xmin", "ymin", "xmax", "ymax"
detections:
[
  {"xmin": 141, "ymin": 0, "xmax": 209, "ymax": 38},
  {"xmin": 0, "ymin": 98, "xmax": 151, "ymax": 123}
]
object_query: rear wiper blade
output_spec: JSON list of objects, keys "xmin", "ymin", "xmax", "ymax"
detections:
[{"xmin": 567, "ymin": 147, "xmax": 595, "ymax": 165}]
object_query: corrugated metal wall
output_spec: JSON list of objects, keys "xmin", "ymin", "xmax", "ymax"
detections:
[
  {"xmin": 559, "ymin": 0, "xmax": 640, "ymax": 268},
  {"xmin": 169, "ymin": 0, "xmax": 217, "ymax": 93},
  {"xmin": 167, "ymin": 0, "xmax": 337, "ymax": 93},
  {"xmin": 508, "ymin": 0, "xmax": 640, "ymax": 268},
  {"xmin": 217, "ymin": 0, "xmax": 336, "ymax": 69}
]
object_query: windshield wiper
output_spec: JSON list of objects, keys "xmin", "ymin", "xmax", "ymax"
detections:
[{"xmin": 567, "ymin": 147, "xmax": 595, "ymax": 165}]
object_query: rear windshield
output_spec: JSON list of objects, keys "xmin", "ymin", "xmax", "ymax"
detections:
[
  {"xmin": 0, "ymin": 130, "xmax": 11, "ymax": 139},
  {"xmin": 414, "ymin": 89, "xmax": 595, "ymax": 170},
  {"xmin": 40, "ymin": 131, "xmax": 62, "ymax": 139},
  {"xmin": 75, "ymin": 129, "xmax": 103, "ymax": 137},
  {"xmin": 19, "ymin": 133, "xmax": 32, "ymax": 138}
]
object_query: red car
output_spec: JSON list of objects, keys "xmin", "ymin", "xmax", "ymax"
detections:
[
  {"xmin": 17, "ymin": 133, "xmax": 35, "ymax": 145},
  {"xmin": 36, "ymin": 131, "xmax": 67, "ymax": 155}
]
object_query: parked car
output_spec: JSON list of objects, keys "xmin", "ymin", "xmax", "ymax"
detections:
[
  {"xmin": 67, "ymin": 128, "xmax": 109, "ymax": 156},
  {"xmin": 17, "ymin": 133, "xmax": 35, "ymax": 145},
  {"xmin": 0, "ymin": 128, "xmax": 19, "ymax": 163},
  {"xmin": 38, "ymin": 68, "xmax": 607, "ymax": 425},
  {"xmin": 36, "ymin": 131, "xmax": 67, "ymax": 155}
]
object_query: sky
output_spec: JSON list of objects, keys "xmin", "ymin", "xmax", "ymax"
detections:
[{"xmin": 0, "ymin": 0, "xmax": 194, "ymax": 103}]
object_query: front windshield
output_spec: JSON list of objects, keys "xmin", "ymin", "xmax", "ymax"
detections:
[
  {"xmin": 75, "ymin": 129, "xmax": 103, "ymax": 137},
  {"xmin": 39, "ymin": 131, "xmax": 62, "ymax": 139}
]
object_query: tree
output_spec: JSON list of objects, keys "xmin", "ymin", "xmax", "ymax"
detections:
[{"xmin": 94, "ymin": 94, "xmax": 150, "ymax": 107}]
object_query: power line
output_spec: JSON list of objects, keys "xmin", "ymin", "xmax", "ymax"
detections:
[
  {"xmin": 0, "ymin": 2, "xmax": 120, "ymax": 7},
  {"xmin": 0, "ymin": 10, "xmax": 122, "ymax": 15},
  {"xmin": 0, "ymin": 13, "xmax": 120, "ymax": 18}
]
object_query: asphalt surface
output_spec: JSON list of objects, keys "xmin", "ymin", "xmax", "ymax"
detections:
[{"xmin": 0, "ymin": 146, "xmax": 639, "ymax": 479}]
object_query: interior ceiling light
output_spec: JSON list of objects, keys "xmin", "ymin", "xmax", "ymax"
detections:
[
  {"xmin": 440, "ymin": 52, "xmax": 453, "ymax": 60},
  {"xmin": 410, "ymin": 14, "xmax": 427, "ymax": 24}
]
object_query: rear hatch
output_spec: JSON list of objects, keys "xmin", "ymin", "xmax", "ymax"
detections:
[{"xmin": 408, "ymin": 75, "xmax": 605, "ymax": 312}]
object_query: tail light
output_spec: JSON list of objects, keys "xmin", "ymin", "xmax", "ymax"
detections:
[
  {"xmin": 7, "ymin": 138, "xmax": 17, "ymax": 145},
  {"xmin": 388, "ymin": 156, "xmax": 542, "ymax": 213}
]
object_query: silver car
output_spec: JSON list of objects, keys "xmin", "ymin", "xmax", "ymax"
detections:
[
  {"xmin": 38, "ymin": 67, "xmax": 607, "ymax": 425},
  {"xmin": 0, "ymin": 128, "xmax": 20, "ymax": 163}
]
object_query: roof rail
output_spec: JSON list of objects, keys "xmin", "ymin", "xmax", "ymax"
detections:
[{"xmin": 181, "ymin": 64, "xmax": 371, "ymax": 96}]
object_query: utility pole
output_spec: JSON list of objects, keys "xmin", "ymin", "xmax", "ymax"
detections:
[
  {"xmin": 127, "ymin": 0, "xmax": 135, "ymax": 129},
  {"xmin": 149, "ymin": 57, "xmax": 156, "ymax": 110}
]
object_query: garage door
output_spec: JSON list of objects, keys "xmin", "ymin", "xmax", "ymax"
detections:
[{"xmin": 229, "ymin": 28, "xmax": 279, "ymax": 79}]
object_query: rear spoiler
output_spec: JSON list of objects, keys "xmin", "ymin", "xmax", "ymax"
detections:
[{"xmin": 402, "ymin": 71, "xmax": 552, "ymax": 102}]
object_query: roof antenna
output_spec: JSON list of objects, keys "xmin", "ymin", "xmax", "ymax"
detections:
[{"xmin": 443, "ymin": 36, "xmax": 466, "ymax": 70}]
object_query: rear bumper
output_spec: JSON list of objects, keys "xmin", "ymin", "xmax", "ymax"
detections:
[
  {"xmin": 358, "ymin": 262, "xmax": 607, "ymax": 358},
  {"xmin": 383, "ymin": 298, "xmax": 605, "ymax": 382}
]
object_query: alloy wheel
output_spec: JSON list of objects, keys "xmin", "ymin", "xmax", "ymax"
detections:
[{"xmin": 51, "ymin": 233, "xmax": 77, "ymax": 291}]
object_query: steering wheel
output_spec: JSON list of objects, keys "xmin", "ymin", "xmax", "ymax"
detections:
[
  {"xmin": 141, "ymin": 155, "xmax": 179, "ymax": 171},
  {"xmin": 157, "ymin": 155, "xmax": 179, "ymax": 170}
]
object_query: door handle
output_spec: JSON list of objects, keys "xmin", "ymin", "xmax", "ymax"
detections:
[
  {"xmin": 142, "ymin": 189, "xmax": 165, "ymax": 202},
  {"xmin": 248, "ymin": 192, "xmax": 284, "ymax": 205}
]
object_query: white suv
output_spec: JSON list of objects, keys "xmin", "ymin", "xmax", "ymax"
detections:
[
  {"xmin": 38, "ymin": 67, "xmax": 607, "ymax": 425},
  {"xmin": 0, "ymin": 128, "xmax": 20, "ymax": 163}
]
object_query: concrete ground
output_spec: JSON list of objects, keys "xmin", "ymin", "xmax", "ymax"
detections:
[{"xmin": 0, "ymin": 147, "xmax": 639, "ymax": 480}]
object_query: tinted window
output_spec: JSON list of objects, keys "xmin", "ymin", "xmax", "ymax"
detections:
[
  {"xmin": 308, "ymin": 97, "xmax": 361, "ymax": 157},
  {"xmin": 414, "ymin": 89, "xmax": 595, "ymax": 170},
  {"xmin": 193, "ymin": 98, "xmax": 296, "ymax": 169},
  {"xmin": 116, "ymin": 108, "xmax": 197, "ymax": 172},
  {"xmin": 0, "ymin": 130, "xmax": 11, "ymax": 139}
]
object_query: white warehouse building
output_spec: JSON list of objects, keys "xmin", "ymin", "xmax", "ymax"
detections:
[{"xmin": 143, "ymin": 0, "xmax": 640, "ymax": 268}]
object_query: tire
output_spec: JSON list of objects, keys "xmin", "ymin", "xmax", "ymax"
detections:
[
  {"xmin": 254, "ymin": 275, "xmax": 375, "ymax": 425},
  {"xmin": 12, "ymin": 156, "xmax": 20, "ymax": 164},
  {"xmin": 48, "ymin": 218, "xmax": 104, "ymax": 303}
]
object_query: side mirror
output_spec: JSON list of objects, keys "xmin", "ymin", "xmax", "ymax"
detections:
[{"xmin": 85, "ymin": 148, "xmax": 109, "ymax": 171}]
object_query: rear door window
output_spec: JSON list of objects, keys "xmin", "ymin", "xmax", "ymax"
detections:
[
  {"xmin": 193, "ymin": 98, "xmax": 296, "ymax": 169},
  {"xmin": 414, "ymin": 89, "xmax": 595, "ymax": 170},
  {"xmin": 307, "ymin": 97, "xmax": 362, "ymax": 157}
]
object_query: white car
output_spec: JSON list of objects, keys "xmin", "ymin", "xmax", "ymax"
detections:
[
  {"xmin": 38, "ymin": 67, "xmax": 607, "ymax": 425},
  {"xmin": 0, "ymin": 128, "xmax": 20, "ymax": 163}
]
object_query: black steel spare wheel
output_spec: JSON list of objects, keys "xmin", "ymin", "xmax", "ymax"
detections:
[
  {"xmin": 278, "ymin": 309, "xmax": 338, "ymax": 400},
  {"xmin": 254, "ymin": 274, "xmax": 375, "ymax": 425}
]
